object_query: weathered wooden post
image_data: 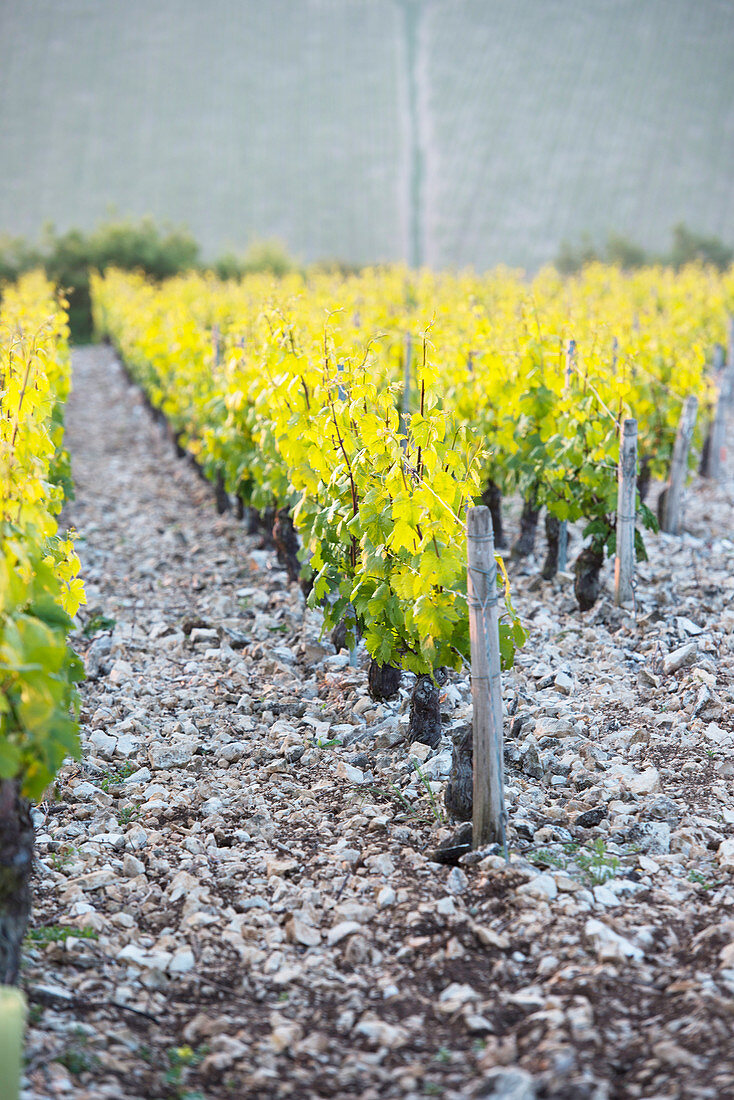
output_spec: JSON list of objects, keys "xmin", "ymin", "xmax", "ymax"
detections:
[
  {"xmin": 706, "ymin": 348, "xmax": 729, "ymax": 481},
  {"xmin": 466, "ymin": 506, "xmax": 505, "ymax": 849},
  {"xmin": 400, "ymin": 334, "xmax": 412, "ymax": 440},
  {"xmin": 336, "ymin": 361, "xmax": 346, "ymax": 400},
  {"xmin": 557, "ymin": 339, "xmax": 576, "ymax": 572},
  {"xmin": 335, "ymin": 362, "xmax": 357, "ymax": 666},
  {"xmin": 212, "ymin": 324, "xmax": 221, "ymax": 369},
  {"xmin": 0, "ymin": 986, "xmax": 26, "ymax": 1100},
  {"xmin": 614, "ymin": 418, "xmax": 637, "ymax": 606},
  {"xmin": 659, "ymin": 396, "xmax": 698, "ymax": 535}
]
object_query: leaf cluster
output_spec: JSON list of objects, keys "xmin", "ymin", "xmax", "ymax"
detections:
[{"xmin": 0, "ymin": 274, "xmax": 85, "ymax": 798}]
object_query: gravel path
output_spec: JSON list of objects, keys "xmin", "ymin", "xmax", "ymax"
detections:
[{"xmin": 21, "ymin": 346, "xmax": 734, "ymax": 1100}]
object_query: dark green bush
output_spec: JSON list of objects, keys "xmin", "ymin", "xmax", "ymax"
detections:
[
  {"xmin": 212, "ymin": 239, "xmax": 298, "ymax": 280},
  {"xmin": 0, "ymin": 234, "xmax": 42, "ymax": 283},
  {"xmin": 669, "ymin": 222, "xmax": 733, "ymax": 271},
  {"xmin": 606, "ymin": 233, "xmax": 649, "ymax": 269},
  {"xmin": 0, "ymin": 218, "xmax": 200, "ymax": 341},
  {"xmin": 556, "ymin": 224, "xmax": 733, "ymax": 274},
  {"xmin": 555, "ymin": 233, "xmax": 601, "ymax": 275},
  {"xmin": 42, "ymin": 219, "xmax": 200, "ymax": 341}
]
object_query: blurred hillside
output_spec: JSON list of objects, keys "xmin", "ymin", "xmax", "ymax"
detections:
[{"xmin": 1, "ymin": 0, "xmax": 732, "ymax": 271}]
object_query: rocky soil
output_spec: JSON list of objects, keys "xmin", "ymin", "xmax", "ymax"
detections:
[{"xmin": 20, "ymin": 345, "xmax": 734, "ymax": 1100}]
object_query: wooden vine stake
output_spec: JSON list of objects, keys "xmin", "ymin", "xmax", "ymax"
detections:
[
  {"xmin": 335, "ymin": 362, "xmax": 357, "ymax": 666},
  {"xmin": 705, "ymin": 345, "xmax": 728, "ymax": 479},
  {"xmin": 0, "ymin": 985, "xmax": 26, "ymax": 1100},
  {"xmin": 212, "ymin": 324, "xmax": 221, "ymax": 369},
  {"xmin": 659, "ymin": 395, "xmax": 698, "ymax": 535},
  {"xmin": 558, "ymin": 338, "xmax": 576, "ymax": 572},
  {"xmin": 614, "ymin": 418, "xmax": 637, "ymax": 606},
  {"xmin": 466, "ymin": 506, "xmax": 505, "ymax": 849},
  {"xmin": 400, "ymin": 334, "xmax": 412, "ymax": 441}
]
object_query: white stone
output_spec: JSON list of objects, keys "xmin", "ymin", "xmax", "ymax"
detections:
[
  {"xmin": 366, "ymin": 852, "xmax": 395, "ymax": 876},
  {"xmin": 118, "ymin": 944, "xmax": 172, "ymax": 971},
  {"xmin": 71, "ymin": 781, "xmax": 112, "ymax": 805},
  {"xmin": 353, "ymin": 1014, "xmax": 407, "ymax": 1049},
  {"xmin": 717, "ymin": 837, "xmax": 734, "ymax": 871},
  {"xmin": 125, "ymin": 824, "xmax": 148, "ymax": 850},
  {"xmin": 377, "ymin": 886, "xmax": 396, "ymax": 910},
  {"xmin": 336, "ymin": 761, "xmax": 367, "ymax": 785},
  {"xmin": 481, "ymin": 1067, "xmax": 537, "ymax": 1100},
  {"xmin": 516, "ymin": 874, "xmax": 557, "ymax": 901},
  {"xmin": 554, "ymin": 671, "xmax": 574, "ymax": 695},
  {"xmin": 420, "ymin": 750, "xmax": 453, "ymax": 780},
  {"xmin": 471, "ymin": 923, "xmax": 510, "ymax": 950},
  {"xmin": 71, "ymin": 868, "xmax": 117, "ymax": 891},
  {"xmin": 438, "ymin": 982, "xmax": 479, "ymax": 1009},
  {"xmin": 585, "ymin": 918, "xmax": 644, "ymax": 962},
  {"xmin": 592, "ymin": 885, "xmax": 620, "ymax": 907},
  {"xmin": 116, "ymin": 733, "xmax": 142, "ymax": 757},
  {"xmin": 168, "ymin": 947, "xmax": 196, "ymax": 974},
  {"xmin": 623, "ymin": 767, "xmax": 661, "ymax": 796},
  {"xmin": 327, "ymin": 921, "xmax": 363, "ymax": 946},
  {"xmin": 446, "ymin": 867, "xmax": 469, "ymax": 894},
  {"xmin": 662, "ymin": 642, "xmax": 697, "ymax": 675},
  {"xmin": 286, "ymin": 917, "xmax": 321, "ymax": 947},
  {"xmin": 124, "ymin": 767, "xmax": 150, "ymax": 785},
  {"xmin": 409, "ymin": 743, "xmax": 431, "ymax": 763},
  {"xmin": 436, "ymin": 896, "xmax": 456, "ymax": 916},
  {"xmin": 148, "ymin": 737, "xmax": 198, "ymax": 769},
  {"xmin": 167, "ymin": 871, "xmax": 202, "ymax": 902},
  {"xmin": 122, "ymin": 853, "xmax": 145, "ymax": 878},
  {"xmin": 89, "ymin": 730, "xmax": 117, "ymax": 758}
]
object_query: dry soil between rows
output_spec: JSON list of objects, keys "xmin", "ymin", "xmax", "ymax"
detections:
[{"xmin": 20, "ymin": 346, "xmax": 734, "ymax": 1100}]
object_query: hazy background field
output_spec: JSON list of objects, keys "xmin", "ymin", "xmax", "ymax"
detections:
[{"xmin": 1, "ymin": 0, "xmax": 733, "ymax": 270}]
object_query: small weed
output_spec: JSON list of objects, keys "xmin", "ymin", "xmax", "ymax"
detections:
[
  {"xmin": 688, "ymin": 868, "xmax": 724, "ymax": 890},
  {"xmin": 164, "ymin": 1045, "xmax": 208, "ymax": 1098},
  {"xmin": 50, "ymin": 845, "xmax": 77, "ymax": 871},
  {"xmin": 413, "ymin": 761, "xmax": 446, "ymax": 824},
  {"xmin": 528, "ymin": 838, "xmax": 620, "ymax": 886},
  {"xmin": 576, "ymin": 837, "xmax": 620, "ymax": 885},
  {"xmin": 83, "ymin": 612, "xmax": 116, "ymax": 637},
  {"xmin": 277, "ymin": 991, "xmax": 289, "ymax": 1003},
  {"xmin": 117, "ymin": 805, "xmax": 138, "ymax": 826},
  {"xmin": 267, "ymin": 623, "xmax": 288, "ymax": 633},
  {"xmin": 100, "ymin": 762, "xmax": 136, "ymax": 791},
  {"xmin": 26, "ymin": 924, "xmax": 99, "ymax": 946},
  {"xmin": 316, "ymin": 737, "xmax": 343, "ymax": 749},
  {"xmin": 434, "ymin": 1046, "xmax": 452, "ymax": 1064},
  {"xmin": 56, "ymin": 1029, "xmax": 99, "ymax": 1077},
  {"xmin": 527, "ymin": 844, "xmax": 576, "ymax": 873},
  {"xmin": 424, "ymin": 1084, "xmax": 444, "ymax": 1096}
]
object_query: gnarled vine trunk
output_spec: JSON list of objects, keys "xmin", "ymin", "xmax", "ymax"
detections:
[
  {"xmin": 541, "ymin": 514, "xmax": 561, "ymax": 580},
  {"xmin": 444, "ymin": 723, "xmax": 473, "ymax": 821},
  {"xmin": 214, "ymin": 470, "xmax": 230, "ymax": 515},
  {"xmin": 367, "ymin": 659, "xmax": 402, "ymax": 702},
  {"xmin": 0, "ymin": 780, "xmax": 34, "ymax": 986},
  {"xmin": 511, "ymin": 498, "xmax": 540, "ymax": 559},
  {"xmin": 573, "ymin": 544, "xmax": 605, "ymax": 612},
  {"xmin": 480, "ymin": 480, "xmax": 505, "ymax": 548},
  {"xmin": 272, "ymin": 508, "xmax": 301, "ymax": 585},
  {"xmin": 408, "ymin": 673, "xmax": 442, "ymax": 748},
  {"xmin": 637, "ymin": 454, "xmax": 652, "ymax": 503}
]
